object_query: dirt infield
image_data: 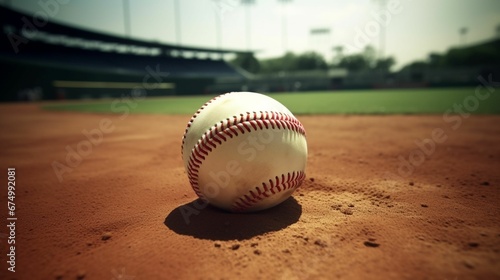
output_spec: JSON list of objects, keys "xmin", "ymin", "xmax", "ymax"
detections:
[{"xmin": 0, "ymin": 103, "xmax": 499, "ymax": 280}]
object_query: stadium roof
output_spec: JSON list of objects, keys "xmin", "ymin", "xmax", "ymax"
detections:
[{"xmin": 0, "ymin": 5, "xmax": 253, "ymax": 56}]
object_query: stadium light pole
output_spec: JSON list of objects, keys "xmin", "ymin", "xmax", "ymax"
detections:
[
  {"xmin": 332, "ymin": 45, "xmax": 344, "ymax": 65},
  {"xmin": 459, "ymin": 27, "xmax": 468, "ymax": 46},
  {"xmin": 310, "ymin": 27, "xmax": 331, "ymax": 61},
  {"xmin": 241, "ymin": 0, "xmax": 256, "ymax": 50},
  {"xmin": 215, "ymin": 1, "xmax": 222, "ymax": 50},
  {"xmin": 174, "ymin": 0, "xmax": 181, "ymax": 45},
  {"xmin": 123, "ymin": 0, "xmax": 131, "ymax": 38},
  {"xmin": 278, "ymin": 0, "xmax": 292, "ymax": 55},
  {"xmin": 213, "ymin": 0, "xmax": 224, "ymax": 59},
  {"xmin": 372, "ymin": 0, "xmax": 387, "ymax": 59}
]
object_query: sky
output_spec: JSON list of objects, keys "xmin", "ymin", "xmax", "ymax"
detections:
[{"xmin": 3, "ymin": 0, "xmax": 500, "ymax": 69}]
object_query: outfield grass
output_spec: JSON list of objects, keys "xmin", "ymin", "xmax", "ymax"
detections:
[{"xmin": 42, "ymin": 87, "xmax": 500, "ymax": 115}]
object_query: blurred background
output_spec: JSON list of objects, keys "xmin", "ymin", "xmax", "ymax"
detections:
[{"xmin": 0, "ymin": 0, "xmax": 499, "ymax": 101}]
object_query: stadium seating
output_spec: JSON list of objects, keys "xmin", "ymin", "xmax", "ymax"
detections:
[{"xmin": 0, "ymin": 5, "xmax": 250, "ymax": 100}]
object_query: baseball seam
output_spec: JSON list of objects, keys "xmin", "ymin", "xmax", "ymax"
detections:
[
  {"xmin": 185, "ymin": 111, "xmax": 306, "ymax": 205},
  {"xmin": 232, "ymin": 170, "xmax": 305, "ymax": 212},
  {"xmin": 181, "ymin": 92, "xmax": 232, "ymax": 156}
]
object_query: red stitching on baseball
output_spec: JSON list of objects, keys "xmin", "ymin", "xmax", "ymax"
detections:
[
  {"xmin": 232, "ymin": 171, "xmax": 305, "ymax": 212},
  {"xmin": 184, "ymin": 109, "xmax": 306, "ymax": 202},
  {"xmin": 181, "ymin": 93, "xmax": 233, "ymax": 157}
]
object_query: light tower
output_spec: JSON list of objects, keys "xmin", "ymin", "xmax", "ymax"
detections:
[
  {"xmin": 372, "ymin": 0, "xmax": 387, "ymax": 59},
  {"xmin": 123, "ymin": 0, "xmax": 131, "ymax": 37},
  {"xmin": 213, "ymin": 0, "xmax": 223, "ymax": 51},
  {"xmin": 278, "ymin": 0, "xmax": 292, "ymax": 54},
  {"xmin": 241, "ymin": 0, "xmax": 256, "ymax": 50},
  {"xmin": 375, "ymin": 0, "xmax": 387, "ymax": 59},
  {"xmin": 174, "ymin": 0, "xmax": 181, "ymax": 45},
  {"xmin": 459, "ymin": 27, "xmax": 468, "ymax": 46},
  {"xmin": 310, "ymin": 27, "xmax": 331, "ymax": 62}
]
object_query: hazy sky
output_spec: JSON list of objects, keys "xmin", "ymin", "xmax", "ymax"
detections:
[{"xmin": 4, "ymin": 0, "xmax": 500, "ymax": 69}]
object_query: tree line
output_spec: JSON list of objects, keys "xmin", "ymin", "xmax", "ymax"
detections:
[
  {"xmin": 231, "ymin": 45, "xmax": 395, "ymax": 74},
  {"xmin": 231, "ymin": 38, "xmax": 500, "ymax": 74}
]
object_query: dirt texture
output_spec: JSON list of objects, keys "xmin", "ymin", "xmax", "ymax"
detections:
[{"xmin": 0, "ymin": 103, "xmax": 499, "ymax": 280}]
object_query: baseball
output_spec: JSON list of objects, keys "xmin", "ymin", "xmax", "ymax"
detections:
[{"xmin": 181, "ymin": 92, "xmax": 308, "ymax": 212}]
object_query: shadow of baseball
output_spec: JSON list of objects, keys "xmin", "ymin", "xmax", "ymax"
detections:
[{"xmin": 164, "ymin": 197, "xmax": 302, "ymax": 241}]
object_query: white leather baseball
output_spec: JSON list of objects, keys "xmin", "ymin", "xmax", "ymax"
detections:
[{"xmin": 181, "ymin": 92, "xmax": 307, "ymax": 212}]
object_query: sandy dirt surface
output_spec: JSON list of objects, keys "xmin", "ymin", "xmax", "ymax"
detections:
[{"xmin": 0, "ymin": 103, "xmax": 499, "ymax": 280}]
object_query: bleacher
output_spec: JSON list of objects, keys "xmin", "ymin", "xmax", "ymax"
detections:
[
  {"xmin": 2, "ymin": 45, "xmax": 243, "ymax": 78},
  {"xmin": 0, "ymin": 5, "xmax": 250, "ymax": 100}
]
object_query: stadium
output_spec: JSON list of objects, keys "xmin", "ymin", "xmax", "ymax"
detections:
[
  {"xmin": 0, "ymin": 1, "xmax": 499, "ymax": 279},
  {"xmin": 2, "ymin": 4, "xmax": 499, "ymax": 102},
  {"xmin": 0, "ymin": 5, "xmax": 251, "ymax": 101}
]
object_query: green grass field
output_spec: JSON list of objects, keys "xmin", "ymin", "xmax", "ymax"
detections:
[{"xmin": 42, "ymin": 87, "xmax": 500, "ymax": 115}]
